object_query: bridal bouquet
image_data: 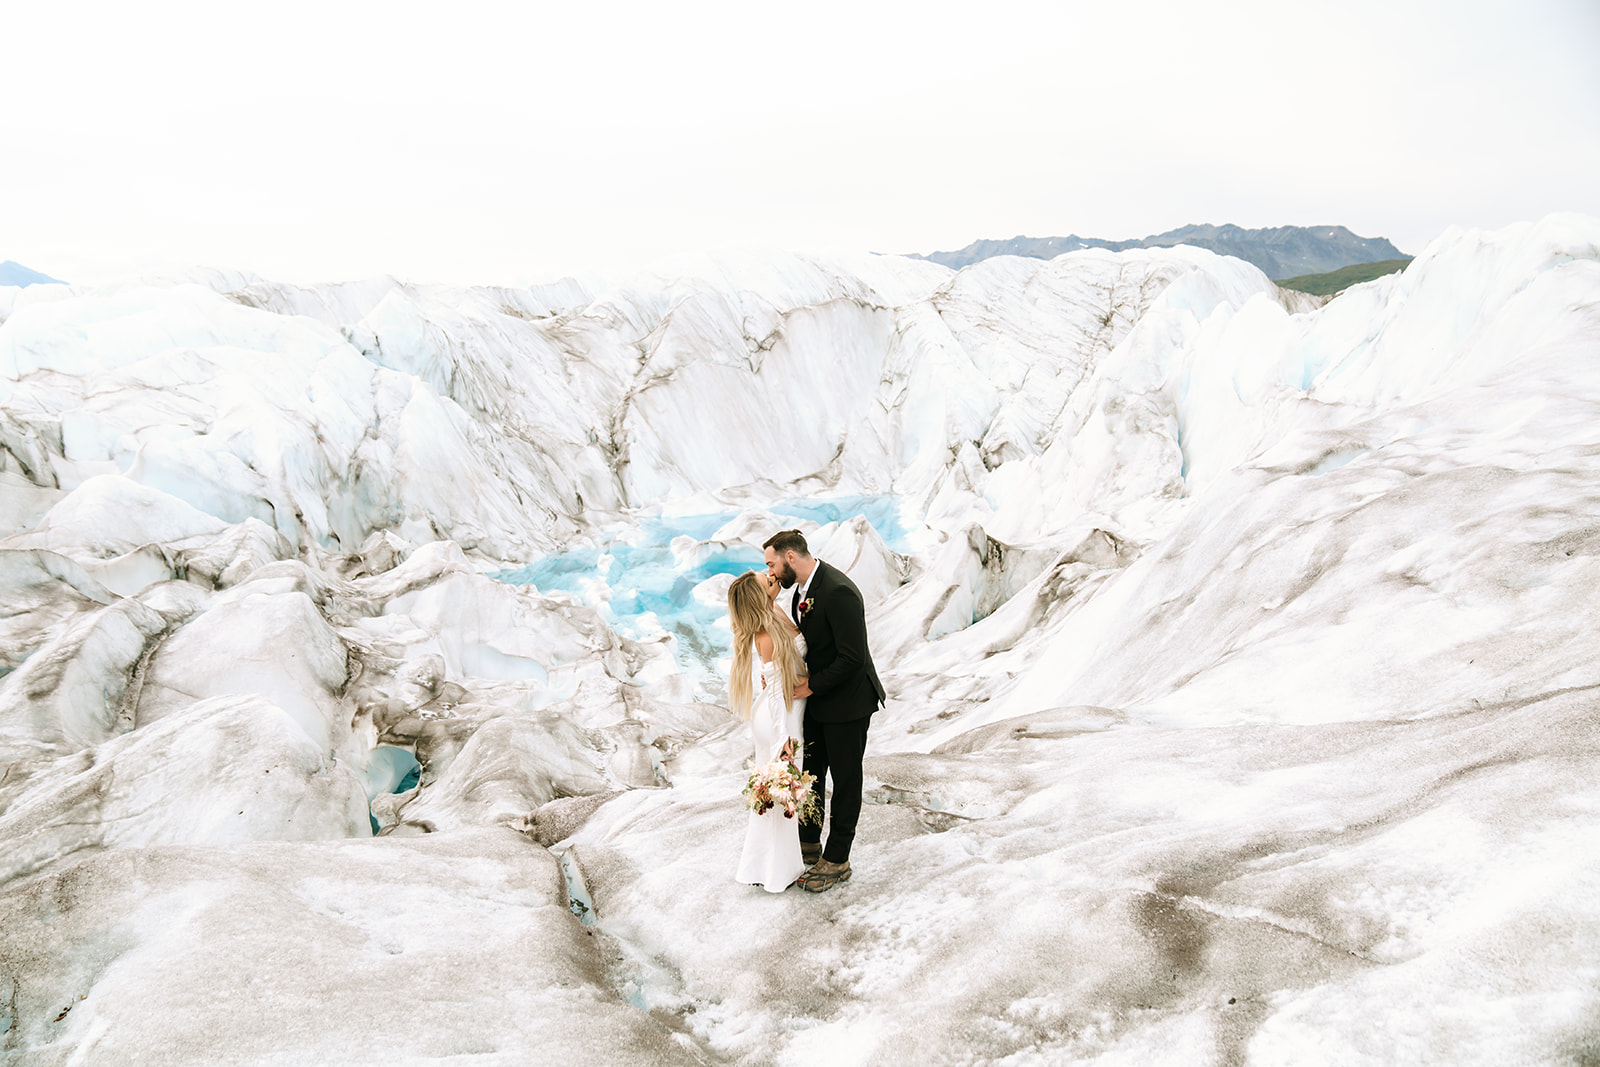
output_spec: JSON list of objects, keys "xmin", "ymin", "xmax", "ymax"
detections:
[{"xmin": 744, "ymin": 738, "xmax": 820, "ymax": 824}]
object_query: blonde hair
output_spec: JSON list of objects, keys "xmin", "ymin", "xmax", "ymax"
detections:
[{"xmin": 727, "ymin": 571, "xmax": 803, "ymax": 720}]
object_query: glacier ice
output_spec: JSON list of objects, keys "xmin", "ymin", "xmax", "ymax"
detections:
[{"xmin": 0, "ymin": 216, "xmax": 1598, "ymax": 1064}]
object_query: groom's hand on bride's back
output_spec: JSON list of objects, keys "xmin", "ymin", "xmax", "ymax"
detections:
[{"xmin": 793, "ymin": 678, "xmax": 813, "ymax": 698}]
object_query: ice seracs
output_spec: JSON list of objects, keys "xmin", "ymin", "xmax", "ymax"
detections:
[{"xmin": 1, "ymin": 215, "xmax": 1597, "ymax": 1063}]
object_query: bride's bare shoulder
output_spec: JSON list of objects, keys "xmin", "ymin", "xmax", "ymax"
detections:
[{"xmin": 755, "ymin": 630, "xmax": 775, "ymax": 663}]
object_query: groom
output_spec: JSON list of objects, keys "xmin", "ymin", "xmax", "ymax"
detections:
[{"xmin": 763, "ymin": 528, "xmax": 885, "ymax": 893}]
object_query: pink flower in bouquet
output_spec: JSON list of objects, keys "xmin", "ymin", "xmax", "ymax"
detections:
[{"xmin": 743, "ymin": 737, "xmax": 821, "ymax": 825}]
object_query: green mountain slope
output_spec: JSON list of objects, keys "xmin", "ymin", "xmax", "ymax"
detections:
[{"xmin": 1275, "ymin": 258, "xmax": 1413, "ymax": 295}]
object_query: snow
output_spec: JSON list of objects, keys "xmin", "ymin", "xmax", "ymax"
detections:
[{"xmin": 0, "ymin": 216, "xmax": 1598, "ymax": 1063}]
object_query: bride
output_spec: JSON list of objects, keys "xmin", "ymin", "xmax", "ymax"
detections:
[{"xmin": 727, "ymin": 570, "xmax": 809, "ymax": 892}]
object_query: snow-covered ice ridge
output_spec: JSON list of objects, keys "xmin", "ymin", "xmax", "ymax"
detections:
[{"xmin": 0, "ymin": 215, "xmax": 1597, "ymax": 1065}]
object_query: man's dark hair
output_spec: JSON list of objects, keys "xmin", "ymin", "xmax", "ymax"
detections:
[{"xmin": 763, "ymin": 529, "xmax": 810, "ymax": 556}]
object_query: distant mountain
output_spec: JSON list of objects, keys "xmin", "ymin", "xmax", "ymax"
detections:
[
  {"xmin": 913, "ymin": 224, "xmax": 1406, "ymax": 281},
  {"xmin": 0, "ymin": 261, "xmax": 66, "ymax": 287}
]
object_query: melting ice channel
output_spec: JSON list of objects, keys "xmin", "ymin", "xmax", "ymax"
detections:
[{"xmin": 491, "ymin": 496, "xmax": 910, "ymax": 699}]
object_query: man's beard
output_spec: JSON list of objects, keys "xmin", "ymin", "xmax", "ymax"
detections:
[{"xmin": 776, "ymin": 560, "xmax": 797, "ymax": 588}]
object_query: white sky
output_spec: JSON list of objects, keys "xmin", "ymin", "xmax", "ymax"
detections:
[{"xmin": 3, "ymin": 0, "xmax": 1598, "ymax": 287}]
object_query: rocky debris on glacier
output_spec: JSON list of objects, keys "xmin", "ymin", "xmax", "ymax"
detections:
[
  {"xmin": 0, "ymin": 216, "xmax": 1597, "ymax": 1064},
  {"xmin": 0, "ymin": 829, "xmax": 703, "ymax": 1065}
]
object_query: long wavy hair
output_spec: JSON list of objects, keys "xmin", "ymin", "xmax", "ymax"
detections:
[{"xmin": 727, "ymin": 571, "xmax": 802, "ymax": 720}]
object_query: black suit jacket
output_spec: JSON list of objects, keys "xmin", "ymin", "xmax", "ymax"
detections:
[{"xmin": 794, "ymin": 560, "xmax": 885, "ymax": 723}]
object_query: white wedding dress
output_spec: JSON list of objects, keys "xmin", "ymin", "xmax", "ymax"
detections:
[{"xmin": 735, "ymin": 632, "xmax": 808, "ymax": 893}]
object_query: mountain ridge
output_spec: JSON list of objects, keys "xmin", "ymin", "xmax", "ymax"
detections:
[
  {"xmin": 912, "ymin": 224, "xmax": 1406, "ymax": 281},
  {"xmin": 0, "ymin": 260, "xmax": 66, "ymax": 287}
]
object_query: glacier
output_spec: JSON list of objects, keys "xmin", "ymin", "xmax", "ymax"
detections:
[{"xmin": 0, "ymin": 215, "xmax": 1596, "ymax": 1065}]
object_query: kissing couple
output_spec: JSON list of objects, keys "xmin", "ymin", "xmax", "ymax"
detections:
[{"xmin": 726, "ymin": 529, "xmax": 886, "ymax": 893}]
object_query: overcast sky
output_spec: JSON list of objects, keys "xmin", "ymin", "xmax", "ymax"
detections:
[{"xmin": 4, "ymin": 0, "xmax": 1597, "ymax": 287}]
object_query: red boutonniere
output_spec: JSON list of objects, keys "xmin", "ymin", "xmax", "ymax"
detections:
[{"xmin": 799, "ymin": 597, "xmax": 814, "ymax": 618}]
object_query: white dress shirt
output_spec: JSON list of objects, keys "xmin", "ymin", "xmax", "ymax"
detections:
[{"xmin": 792, "ymin": 562, "xmax": 818, "ymax": 621}]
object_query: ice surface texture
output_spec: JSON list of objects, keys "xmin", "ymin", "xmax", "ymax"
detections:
[{"xmin": 0, "ymin": 217, "xmax": 1597, "ymax": 1064}]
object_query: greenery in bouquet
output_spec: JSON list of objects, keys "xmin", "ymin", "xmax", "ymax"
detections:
[{"xmin": 743, "ymin": 737, "xmax": 821, "ymax": 825}]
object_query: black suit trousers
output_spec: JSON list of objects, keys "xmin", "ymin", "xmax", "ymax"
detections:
[{"xmin": 798, "ymin": 714, "xmax": 871, "ymax": 864}]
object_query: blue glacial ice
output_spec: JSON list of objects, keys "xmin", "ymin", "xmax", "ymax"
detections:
[{"xmin": 492, "ymin": 497, "xmax": 906, "ymax": 693}]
